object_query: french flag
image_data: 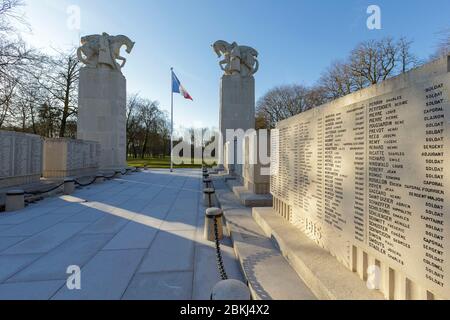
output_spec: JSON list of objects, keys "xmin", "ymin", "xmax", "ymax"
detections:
[{"xmin": 172, "ymin": 71, "xmax": 193, "ymax": 101}]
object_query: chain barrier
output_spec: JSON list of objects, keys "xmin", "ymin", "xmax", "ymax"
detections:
[
  {"xmin": 74, "ymin": 177, "xmax": 97, "ymax": 187},
  {"xmin": 214, "ymin": 216, "xmax": 228, "ymax": 281},
  {"xmin": 17, "ymin": 167, "xmax": 146, "ymax": 203},
  {"xmin": 24, "ymin": 182, "xmax": 65, "ymax": 197},
  {"xmin": 104, "ymin": 172, "xmax": 117, "ymax": 180}
]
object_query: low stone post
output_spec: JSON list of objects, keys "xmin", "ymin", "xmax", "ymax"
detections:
[
  {"xmin": 5, "ymin": 189, "xmax": 25, "ymax": 212},
  {"xmin": 203, "ymin": 178, "xmax": 212, "ymax": 188},
  {"xmin": 95, "ymin": 174, "xmax": 105, "ymax": 184},
  {"xmin": 211, "ymin": 280, "xmax": 251, "ymax": 300},
  {"xmin": 204, "ymin": 207, "xmax": 224, "ymax": 242},
  {"xmin": 203, "ymin": 188, "xmax": 215, "ymax": 208},
  {"xmin": 63, "ymin": 178, "xmax": 75, "ymax": 195}
]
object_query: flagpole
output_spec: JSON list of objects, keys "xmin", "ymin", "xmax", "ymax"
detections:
[{"xmin": 170, "ymin": 67, "xmax": 174, "ymax": 173}]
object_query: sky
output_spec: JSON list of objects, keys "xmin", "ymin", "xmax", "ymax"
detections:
[{"xmin": 17, "ymin": 0, "xmax": 450, "ymax": 133}]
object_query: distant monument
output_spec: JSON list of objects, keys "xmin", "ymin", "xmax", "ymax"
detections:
[
  {"xmin": 76, "ymin": 33, "xmax": 135, "ymax": 169},
  {"xmin": 212, "ymin": 40, "xmax": 258, "ymax": 173}
]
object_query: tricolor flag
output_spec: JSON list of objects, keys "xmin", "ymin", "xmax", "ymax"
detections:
[{"xmin": 172, "ymin": 71, "xmax": 193, "ymax": 101}]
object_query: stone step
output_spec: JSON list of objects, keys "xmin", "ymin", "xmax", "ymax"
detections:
[
  {"xmin": 252, "ymin": 207, "xmax": 384, "ymax": 300},
  {"xmin": 226, "ymin": 179, "xmax": 273, "ymax": 208},
  {"xmin": 213, "ymin": 178, "xmax": 316, "ymax": 300}
]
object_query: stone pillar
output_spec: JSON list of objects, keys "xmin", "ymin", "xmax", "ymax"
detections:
[
  {"xmin": 77, "ymin": 67, "xmax": 127, "ymax": 170},
  {"xmin": 63, "ymin": 178, "xmax": 75, "ymax": 195},
  {"xmin": 5, "ymin": 189, "xmax": 25, "ymax": 212},
  {"xmin": 219, "ymin": 75, "xmax": 255, "ymax": 174}
]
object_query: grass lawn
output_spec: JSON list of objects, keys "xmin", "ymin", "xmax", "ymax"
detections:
[{"xmin": 127, "ymin": 156, "xmax": 216, "ymax": 169}]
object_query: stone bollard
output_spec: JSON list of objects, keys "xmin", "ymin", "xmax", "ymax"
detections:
[
  {"xmin": 95, "ymin": 174, "xmax": 105, "ymax": 184},
  {"xmin": 204, "ymin": 207, "xmax": 223, "ymax": 242},
  {"xmin": 5, "ymin": 189, "xmax": 25, "ymax": 212},
  {"xmin": 203, "ymin": 178, "xmax": 212, "ymax": 188},
  {"xmin": 203, "ymin": 188, "xmax": 215, "ymax": 208},
  {"xmin": 63, "ymin": 178, "xmax": 75, "ymax": 195},
  {"xmin": 211, "ymin": 280, "xmax": 251, "ymax": 301}
]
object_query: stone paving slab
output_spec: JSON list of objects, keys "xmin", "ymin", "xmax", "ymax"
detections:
[
  {"xmin": 123, "ymin": 271, "xmax": 194, "ymax": 300},
  {"xmin": 0, "ymin": 254, "xmax": 40, "ymax": 282},
  {"xmin": 0, "ymin": 280, "xmax": 64, "ymax": 300},
  {"xmin": 8, "ymin": 234, "xmax": 114, "ymax": 283},
  {"xmin": 138, "ymin": 230, "xmax": 196, "ymax": 273},
  {"xmin": 53, "ymin": 249, "xmax": 146, "ymax": 300},
  {"xmin": 0, "ymin": 169, "xmax": 244, "ymax": 300},
  {"xmin": 103, "ymin": 221, "xmax": 158, "ymax": 250},
  {"xmin": 3, "ymin": 222, "xmax": 90, "ymax": 255},
  {"xmin": 0, "ymin": 236, "xmax": 26, "ymax": 252}
]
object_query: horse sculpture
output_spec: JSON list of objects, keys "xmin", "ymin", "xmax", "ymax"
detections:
[
  {"xmin": 212, "ymin": 40, "xmax": 259, "ymax": 77},
  {"xmin": 77, "ymin": 33, "xmax": 135, "ymax": 71}
]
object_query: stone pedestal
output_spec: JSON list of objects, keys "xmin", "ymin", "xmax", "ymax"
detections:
[
  {"xmin": 230, "ymin": 131, "xmax": 272, "ymax": 207},
  {"xmin": 219, "ymin": 75, "xmax": 255, "ymax": 173},
  {"xmin": 0, "ymin": 131, "xmax": 43, "ymax": 189},
  {"xmin": 5, "ymin": 189, "xmax": 25, "ymax": 212},
  {"xmin": 77, "ymin": 67, "xmax": 127, "ymax": 170},
  {"xmin": 63, "ymin": 178, "xmax": 75, "ymax": 195},
  {"xmin": 43, "ymin": 138, "xmax": 100, "ymax": 178}
]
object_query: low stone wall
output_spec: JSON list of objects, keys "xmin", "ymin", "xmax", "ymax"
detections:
[
  {"xmin": 43, "ymin": 138, "xmax": 100, "ymax": 178},
  {"xmin": 0, "ymin": 131, "xmax": 43, "ymax": 188}
]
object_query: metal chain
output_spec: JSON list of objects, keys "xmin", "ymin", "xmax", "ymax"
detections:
[
  {"xmin": 25, "ymin": 182, "xmax": 65, "ymax": 196},
  {"xmin": 214, "ymin": 216, "xmax": 228, "ymax": 281},
  {"xmin": 74, "ymin": 177, "xmax": 97, "ymax": 187},
  {"xmin": 104, "ymin": 172, "xmax": 117, "ymax": 180}
]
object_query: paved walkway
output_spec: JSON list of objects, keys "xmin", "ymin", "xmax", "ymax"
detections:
[{"xmin": 0, "ymin": 169, "xmax": 243, "ymax": 300}]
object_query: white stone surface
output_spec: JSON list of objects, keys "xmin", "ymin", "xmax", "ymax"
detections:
[
  {"xmin": 77, "ymin": 67, "xmax": 127, "ymax": 170},
  {"xmin": 269, "ymin": 55, "xmax": 450, "ymax": 299},
  {"xmin": 0, "ymin": 131, "xmax": 43, "ymax": 188},
  {"xmin": 220, "ymin": 76, "xmax": 255, "ymax": 140},
  {"xmin": 219, "ymin": 75, "xmax": 256, "ymax": 174},
  {"xmin": 211, "ymin": 279, "xmax": 251, "ymax": 300},
  {"xmin": 43, "ymin": 138, "xmax": 100, "ymax": 178}
]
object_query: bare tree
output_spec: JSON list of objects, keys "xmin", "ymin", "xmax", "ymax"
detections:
[
  {"xmin": 139, "ymin": 99, "xmax": 161, "ymax": 159},
  {"xmin": 32, "ymin": 49, "xmax": 80, "ymax": 137},
  {"xmin": 256, "ymin": 85, "xmax": 318, "ymax": 129},
  {"xmin": 319, "ymin": 37, "xmax": 418, "ymax": 100},
  {"xmin": 349, "ymin": 38, "xmax": 398, "ymax": 85},
  {"xmin": 0, "ymin": 0, "xmax": 26, "ymax": 32},
  {"xmin": 431, "ymin": 29, "xmax": 450, "ymax": 60},
  {"xmin": 319, "ymin": 61, "xmax": 355, "ymax": 100},
  {"xmin": 397, "ymin": 37, "xmax": 420, "ymax": 73}
]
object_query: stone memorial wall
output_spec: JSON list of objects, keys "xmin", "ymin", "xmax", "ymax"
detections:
[
  {"xmin": 43, "ymin": 138, "xmax": 100, "ymax": 178},
  {"xmin": 270, "ymin": 56, "xmax": 450, "ymax": 300},
  {"xmin": 0, "ymin": 131, "xmax": 43, "ymax": 188}
]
